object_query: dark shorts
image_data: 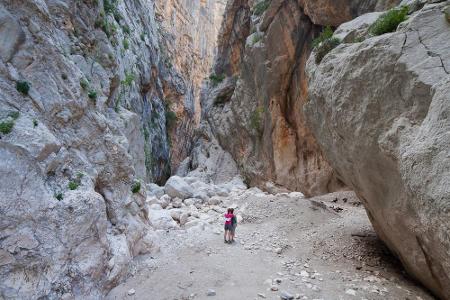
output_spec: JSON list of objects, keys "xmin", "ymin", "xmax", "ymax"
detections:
[
  {"xmin": 230, "ymin": 224, "xmax": 237, "ymax": 233},
  {"xmin": 224, "ymin": 223, "xmax": 233, "ymax": 231}
]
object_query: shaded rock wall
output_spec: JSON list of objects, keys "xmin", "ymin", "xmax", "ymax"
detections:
[
  {"xmin": 305, "ymin": 2, "xmax": 450, "ymax": 298},
  {"xmin": 0, "ymin": 0, "xmax": 211, "ymax": 298},
  {"xmin": 155, "ymin": 0, "xmax": 226, "ymax": 170},
  {"xmin": 204, "ymin": 0, "xmax": 399, "ymax": 196}
]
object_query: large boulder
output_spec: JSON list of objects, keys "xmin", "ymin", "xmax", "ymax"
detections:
[
  {"xmin": 305, "ymin": 3, "xmax": 450, "ymax": 298},
  {"xmin": 148, "ymin": 209, "xmax": 179, "ymax": 230},
  {"xmin": 164, "ymin": 176, "xmax": 194, "ymax": 200}
]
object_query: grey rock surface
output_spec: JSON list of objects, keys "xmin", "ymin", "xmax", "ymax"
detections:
[
  {"xmin": 164, "ymin": 176, "xmax": 194, "ymax": 200},
  {"xmin": 0, "ymin": 0, "xmax": 199, "ymax": 298},
  {"xmin": 305, "ymin": 2, "xmax": 450, "ymax": 298}
]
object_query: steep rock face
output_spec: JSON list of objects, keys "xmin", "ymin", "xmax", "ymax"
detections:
[
  {"xmin": 155, "ymin": 0, "xmax": 226, "ymax": 170},
  {"xmin": 305, "ymin": 3, "xmax": 450, "ymax": 298},
  {"xmin": 0, "ymin": 0, "xmax": 195, "ymax": 298},
  {"xmin": 204, "ymin": 0, "xmax": 399, "ymax": 196}
]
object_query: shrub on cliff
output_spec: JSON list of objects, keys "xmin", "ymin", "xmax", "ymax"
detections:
[
  {"xmin": 16, "ymin": 81, "xmax": 30, "ymax": 95},
  {"xmin": 369, "ymin": 6, "xmax": 408, "ymax": 36},
  {"xmin": 253, "ymin": 0, "xmax": 270, "ymax": 16},
  {"xmin": 209, "ymin": 73, "xmax": 225, "ymax": 86},
  {"xmin": 312, "ymin": 26, "xmax": 334, "ymax": 49},
  {"xmin": 312, "ymin": 26, "xmax": 342, "ymax": 64},
  {"xmin": 315, "ymin": 38, "xmax": 341, "ymax": 64},
  {"xmin": 0, "ymin": 120, "xmax": 14, "ymax": 135},
  {"xmin": 131, "ymin": 181, "xmax": 141, "ymax": 194}
]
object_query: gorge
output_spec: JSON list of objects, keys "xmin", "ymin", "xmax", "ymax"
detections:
[{"xmin": 0, "ymin": 0, "xmax": 449, "ymax": 299}]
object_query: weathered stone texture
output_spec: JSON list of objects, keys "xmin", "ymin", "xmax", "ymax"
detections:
[{"xmin": 305, "ymin": 3, "xmax": 450, "ymax": 298}]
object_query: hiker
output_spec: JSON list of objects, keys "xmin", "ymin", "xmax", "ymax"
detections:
[
  {"xmin": 224, "ymin": 208, "xmax": 234, "ymax": 243},
  {"xmin": 230, "ymin": 208, "xmax": 237, "ymax": 243}
]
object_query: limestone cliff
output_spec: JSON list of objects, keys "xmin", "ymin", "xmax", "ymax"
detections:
[
  {"xmin": 305, "ymin": 2, "xmax": 450, "ymax": 298},
  {"xmin": 155, "ymin": 0, "xmax": 226, "ymax": 170},
  {"xmin": 0, "ymin": 0, "xmax": 208, "ymax": 298},
  {"xmin": 203, "ymin": 0, "xmax": 399, "ymax": 196}
]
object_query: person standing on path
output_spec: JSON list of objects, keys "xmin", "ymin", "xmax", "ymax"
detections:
[
  {"xmin": 224, "ymin": 208, "xmax": 234, "ymax": 243},
  {"xmin": 230, "ymin": 208, "xmax": 237, "ymax": 243}
]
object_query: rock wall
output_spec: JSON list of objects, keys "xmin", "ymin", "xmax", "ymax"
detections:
[
  {"xmin": 155, "ymin": 0, "xmax": 226, "ymax": 170},
  {"xmin": 305, "ymin": 2, "xmax": 450, "ymax": 298},
  {"xmin": 203, "ymin": 0, "xmax": 399, "ymax": 196},
  {"xmin": 0, "ymin": 0, "xmax": 205, "ymax": 298}
]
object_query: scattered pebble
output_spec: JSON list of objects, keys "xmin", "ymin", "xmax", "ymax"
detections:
[
  {"xmin": 345, "ymin": 289, "xmax": 357, "ymax": 296},
  {"xmin": 127, "ymin": 289, "xmax": 136, "ymax": 296},
  {"xmin": 280, "ymin": 291, "xmax": 294, "ymax": 300},
  {"xmin": 207, "ymin": 289, "xmax": 216, "ymax": 296}
]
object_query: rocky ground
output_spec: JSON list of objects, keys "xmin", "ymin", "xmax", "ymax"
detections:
[{"xmin": 106, "ymin": 177, "xmax": 434, "ymax": 300}]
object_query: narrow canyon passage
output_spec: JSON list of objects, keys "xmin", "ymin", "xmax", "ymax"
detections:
[
  {"xmin": 107, "ymin": 190, "xmax": 433, "ymax": 300},
  {"xmin": 1, "ymin": 0, "xmax": 449, "ymax": 299}
]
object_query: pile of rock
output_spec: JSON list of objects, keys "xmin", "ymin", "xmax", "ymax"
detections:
[{"xmin": 146, "ymin": 175, "xmax": 247, "ymax": 231}]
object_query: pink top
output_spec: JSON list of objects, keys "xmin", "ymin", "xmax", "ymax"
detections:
[{"xmin": 224, "ymin": 213, "xmax": 233, "ymax": 225}]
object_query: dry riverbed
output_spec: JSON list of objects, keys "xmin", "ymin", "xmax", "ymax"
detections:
[{"xmin": 107, "ymin": 191, "xmax": 434, "ymax": 300}]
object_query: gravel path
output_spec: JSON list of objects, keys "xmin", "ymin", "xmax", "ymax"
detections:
[{"xmin": 107, "ymin": 191, "xmax": 434, "ymax": 300}]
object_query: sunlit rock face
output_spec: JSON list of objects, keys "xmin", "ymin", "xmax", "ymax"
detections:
[
  {"xmin": 203, "ymin": 0, "xmax": 399, "ymax": 196},
  {"xmin": 305, "ymin": 2, "xmax": 450, "ymax": 298}
]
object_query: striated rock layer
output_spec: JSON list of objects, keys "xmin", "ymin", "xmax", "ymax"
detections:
[
  {"xmin": 155, "ymin": 0, "xmax": 226, "ymax": 170},
  {"xmin": 305, "ymin": 2, "xmax": 450, "ymax": 298},
  {"xmin": 0, "ymin": 0, "xmax": 209, "ymax": 298},
  {"xmin": 204, "ymin": 0, "xmax": 399, "ymax": 196}
]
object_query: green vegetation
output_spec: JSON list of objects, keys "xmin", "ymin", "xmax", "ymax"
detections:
[
  {"xmin": 131, "ymin": 181, "xmax": 141, "ymax": 193},
  {"xmin": 16, "ymin": 81, "xmax": 30, "ymax": 95},
  {"xmin": 351, "ymin": 36, "xmax": 365, "ymax": 43},
  {"xmin": 123, "ymin": 38, "xmax": 130, "ymax": 50},
  {"xmin": 95, "ymin": 16, "xmax": 117, "ymax": 38},
  {"xmin": 54, "ymin": 192, "xmax": 63, "ymax": 201},
  {"xmin": 209, "ymin": 73, "xmax": 225, "ymax": 86},
  {"xmin": 253, "ymin": 0, "xmax": 270, "ymax": 16},
  {"xmin": 121, "ymin": 71, "xmax": 135, "ymax": 87},
  {"xmin": 140, "ymin": 33, "xmax": 146, "ymax": 41},
  {"xmin": 88, "ymin": 90, "xmax": 97, "ymax": 102},
  {"xmin": 312, "ymin": 26, "xmax": 341, "ymax": 64},
  {"xmin": 8, "ymin": 111, "xmax": 19, "ymax": 120},
  {"xmin": 33, "ymin": 119, "xmax": 38, "ymax": 128},
  {"xmin": 103, "ymin": 0, "xmax": 118, "ymax": 15},
  {"xmin": 165, "ymin": 110, "xmax": 177, "ymax": 129},
  {"xmin": 250, "ymin": 106, "xmax": 265, "ymax": 134},
  {"xmin": 252, "ymin": 34, "xmax": 262, "ymax": 45},
  {"xmin": 315, "ymin": 37, "xmax": 341, "ymax": 64},
  {"xmin": 68, "ymin": 181, "xmax": 79, "ymax": 190},
  {"xmin": 312, "ymin": 26, "xmax": 334, "ymax": 49},
  {"xmin": 122, "ymin": 25, "xmax": 131, "ymax": 35},
  {"xmin": 0, "ymin": 120, "xmax": 14, "ymax": 135},
  {"xmin": 80, "ymin": 78, "xmax": 89, "ymax": 90},
  {"xmin": 76, "ymin": 172, "xmax": 84, "ymax": 179},
  {"xmin": 369, "ymin": 6, "xmax": 408, "ymax": 36}
]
